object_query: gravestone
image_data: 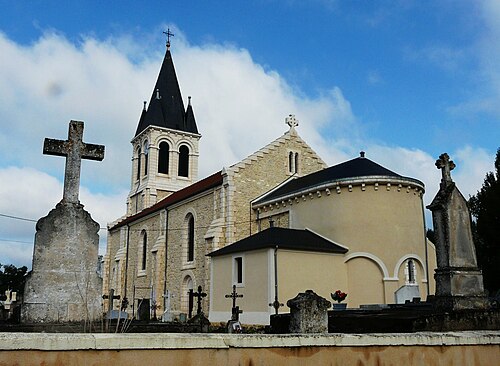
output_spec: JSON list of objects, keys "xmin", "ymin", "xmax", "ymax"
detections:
[
  {"xmin": 287, "ymin": 290, "xmax": 331, "ymax": 333},
  {"xmin": 427, "ymin": 153, "xmax": 489, "ymax": 310},
  {"xmin": 225, "ymin": 285, "xmax": 243, "ymax": 333},
  {"xmin": 22, "ymin": 120, "xmax": 105, "ymax": 323}
]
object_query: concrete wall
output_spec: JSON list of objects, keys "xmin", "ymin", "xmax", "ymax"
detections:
[{"xmin": 1, "ymin": 331, "xmax": 499, "ymax": 366}]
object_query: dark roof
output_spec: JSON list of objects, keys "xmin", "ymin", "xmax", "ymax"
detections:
[
  {"xmin": 256, "ymin": 155, "xmax": 422, "ymax": 204},
  {"xmin": 109, "ymin": 171, "xmax": 223, "ymax": 230},
  {"xmin": 135, "ymin": 48, "xmax": 198, "ymax": 137},
  {"xmin": 208, "ymin": 227, "xmax": 348, "ymax": 257}
]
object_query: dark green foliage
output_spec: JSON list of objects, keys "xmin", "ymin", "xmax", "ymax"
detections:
[
  {"xmin": 469, "ymin": 148, "xmax": 500, "ymax": 296},
  {"xmin": 0, "ymin": 264, "xmax": 28, "ymax": 295}
]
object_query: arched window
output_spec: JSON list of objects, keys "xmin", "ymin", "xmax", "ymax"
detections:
[
  {"xmin": 181, "ymin": 275, "xmax": 193, "ymax": 314},
  {"xmin": 288, "ymin": 152, "xmax": 294, "ymax": 173},
  {"xmin": 158, "ymin": 141, "xmax": 170, "ymax": 174},
  {"xmin": 407, "ymin": 259, "xmax": 416, "ymax": 284},
  {"xmin": 136, "ymin": 147, "xmax": 142, "ymax": 180},
  {"xmin": 178, "ymin": 145, "xmax": 189, "ymax": 177},
  {"xmin": 141, "ymin": 230, "xmax": 147, "ymax": 270},
  {"xmin": 187, "ymin": 214, "xmax": 195, "ymax": 262},
  {"xmin": 143, "ymin": 141, "xmax": 149, "ymax": 176},
  {"xmin": 295, "ymin": 152, "xmax": 299, "ymax": 174}
]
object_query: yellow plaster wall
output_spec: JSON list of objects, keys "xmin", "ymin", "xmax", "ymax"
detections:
[{"xmin": 278, "ymin": 250, "xmax": 347, "ymax": 307}]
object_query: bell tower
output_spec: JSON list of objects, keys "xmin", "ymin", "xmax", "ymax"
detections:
[{"xmin": 128, "ymin": 32, "xmax": 201, "ymax": 215}]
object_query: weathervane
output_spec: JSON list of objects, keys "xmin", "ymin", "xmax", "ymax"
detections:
[{"xmin": 163, "ymin": 28, "xmax": 174, "ymax": 49}]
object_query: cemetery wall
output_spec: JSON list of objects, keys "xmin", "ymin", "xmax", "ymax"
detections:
[{"xmin": 0, "ymin": 331, "xmax": 499, "ymax": 366}]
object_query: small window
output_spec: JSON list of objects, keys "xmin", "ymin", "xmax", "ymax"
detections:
[
  {"xmin": 178, "ymin": 145, "xmax": 189, "ymax": 177},
  {"xmin": 141, "ymin": 231, "xmax": 147, "ymax": 270},
  {"xmin": 295, "ymin": 152, "xmax": 299, "ymax": 174},
  {"xmin": 289, "ymin": 152, "xmax": 294, "ymax": 173},
  {"xmin": 233, "ymin": 256, "xmax": 244, "ymax": 285},
  {"xmin": 136, "ymin": 147, "xmax": 142, "ymax": 180},
  {"xmin": 143, "ymin": 142, "xmax": 149, "ymax": 176},
  {"xmin": 407, "ymin": 259, "xmax": 416, "ymax": 284},
  {"xmin": 158, "ymin": 141, "xmax": 169, "ymax": 174},
  {"xmin": 187, "ymin": 214, "xmax": 195, "ymax": 262}
]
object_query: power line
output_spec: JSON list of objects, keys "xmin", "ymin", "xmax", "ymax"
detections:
[
  {"xmin": 0, "ymin": 213, "xmax": 37, "ymax": 223},
  {"xmin": 0, "ymin": 212, "xmax": 107, "ymax": 230},
  {"xmin": 0, "ymin": 238, "xmax": 33, "ymax": 244}
]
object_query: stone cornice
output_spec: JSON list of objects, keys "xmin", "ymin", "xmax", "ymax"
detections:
[{"xmin": 253, "ymin": 176, "xmax": 425, "ymax": 211}]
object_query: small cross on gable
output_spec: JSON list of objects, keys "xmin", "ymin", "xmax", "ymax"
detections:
[
  {"xmin": 435, "ymin": 153, "xmax": 456, "ymax": 185},
  {"xmin": 285, "ymin": 114, "xmax": 299, "ymax": 129},
  {"xmin": 43, "ymin": 121, "xmax": 105, "ymax": 204}
]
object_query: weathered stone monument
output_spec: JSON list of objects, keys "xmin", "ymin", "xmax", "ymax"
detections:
[
  {"xmin": 22, "ymin": 120, "xmax": 105, "ymax": 323},
  {"xmin": 427, "ymin": 153, "xmax": 489, "ymax": 310},
  {"xmin": 287, "ymin": 290, "xmax": 331, "ymax": 333}
]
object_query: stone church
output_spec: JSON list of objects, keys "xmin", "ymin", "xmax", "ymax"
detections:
[{"xmin": 102, "ymin": 43, "xmax": 436, "ymax": 323}]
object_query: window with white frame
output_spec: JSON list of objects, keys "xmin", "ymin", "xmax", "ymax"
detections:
[{"xmin": 233, "ymin": 256, "xmax": 244, "ymax": 286}]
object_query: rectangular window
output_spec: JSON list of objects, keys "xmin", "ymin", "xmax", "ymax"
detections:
[{"xmin": 234, "ymin": 256, "xmax": 243, "ymax": 285}]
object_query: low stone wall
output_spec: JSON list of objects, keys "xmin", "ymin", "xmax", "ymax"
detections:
[{"xmin": 0, "ymin": 331, "xmax": 499, "ymax": 366}]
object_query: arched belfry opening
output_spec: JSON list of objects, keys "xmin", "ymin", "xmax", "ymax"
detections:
[{"xmin": 178, "ymin": 145, "xmax": 190, "ymax": 177}]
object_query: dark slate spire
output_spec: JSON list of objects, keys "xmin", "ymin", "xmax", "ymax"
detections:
[
  {"xmin": 185, "ymin": 96, "xmax": 198, "ymax": 134},
  {"xmin": 135, "ymin": 101, "xmax": 148, "ymax": 137},
  {"xmin": 135, "ymin": 47, "xmax": 198, "ymax": 137}
]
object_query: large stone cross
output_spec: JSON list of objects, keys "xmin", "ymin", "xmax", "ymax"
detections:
[
  {"xmin": 43, "ymin": 120, "xmax": 105, "ymax": 204},
  {"xmin": 435, "ymin": 152, "xmax": 456, "ymax": 185}
]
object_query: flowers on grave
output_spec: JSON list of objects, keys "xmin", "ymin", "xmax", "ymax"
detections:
[{"xmin": 331, "ymin": 290, "xmax": 347, "ymax": 303}]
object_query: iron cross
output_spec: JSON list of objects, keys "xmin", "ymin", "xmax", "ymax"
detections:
[
  {"xmin": 163, "ymin": 28, "xmax": 174, "ymax": 48},
  {"xmin": 225, "ymin": 285, "xmax": 243, "ymax": 308},
  {"xmin": 192, "ymin": 285, "xmax": 207, "ymax": 315},
  {"xmin": 43, "ymin": 120, "xmax": 105, "ymax": 204},
  {"xmin": 435, "ymin": 153, "xmax": 456, "ymax": 185}
]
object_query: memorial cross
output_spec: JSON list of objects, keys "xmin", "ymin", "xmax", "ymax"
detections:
[
  {"xmin": 225, "ymin": 285, "xmax": 243, "ymax": 321},
  {"xmin": 102, "ymin": 288, "xmax": 121, "ymax": 315},
  {"xmin": 285, "ymin": 114, "xmax": 299, "ymax": 129},
  {"xmin": 43, "ymin": 121, "xmax": 105, "ymax": 204},
  {"xmin": 435, "ymin": 153, "xmax": 456, "ymax": 186},
  {"xmin": 192, "ymin": 285, "xmax": 207, "ymax": 315}
]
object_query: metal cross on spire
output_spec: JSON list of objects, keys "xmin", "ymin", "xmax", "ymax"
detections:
[
  {"xmin": 43, "ymin": 120, "xmax": 105, "ymax": 204},
  {"xmin": 435, "ymin": 152, "xmax": 456, "ymax": 186},
  {"xmin": 163, "ymin": 28, "xmax": 174, "ymax": 49}
]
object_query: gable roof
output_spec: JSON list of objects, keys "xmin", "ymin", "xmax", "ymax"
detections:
[
  {"xmin": 208, "ymin": 227, "xmax": 348, "ymax": 257},
  {"xmin": 255, "ymin": 154, "xmax": 423, "ymax": 204},
  {"xmin": 135, "ymin": 48, "xmax": 198, "ymax": 137},
  {"xmin": 109, "ymin": 171, "xmax": 223, "ymax": 230}
]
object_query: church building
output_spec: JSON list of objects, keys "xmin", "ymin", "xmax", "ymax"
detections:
[{"xmin": 102, "ymin": 41, "xmax": 436, "ymax": 323}]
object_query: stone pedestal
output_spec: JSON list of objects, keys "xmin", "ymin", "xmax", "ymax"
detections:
[
  {"xmin": 287, "ymin": 290, "xmax": 331, "ymax": 333},
  {"xmin": 22, "ymin": 202, "xmax": 103, "ymax": 323}
]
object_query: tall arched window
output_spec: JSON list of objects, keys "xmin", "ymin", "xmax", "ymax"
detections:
[
  {"xmin": 295, "ymin": 152, "xmax": 299, "ymax": 174},
  {"xmin": 143, "ymin": 141, "xmax": 149, "ymax": 176},
  {"xmin": 288, "ymin": 152, "xmax": 294, "ymax": 173},
  {"xmin": 158, "ymin": 141, "xmax": 170, "ymax": 174},
  {"xmin": 407, "ymin": 259, "xmax": 416, "ymax": 284},
  {"xmin": 141, "ymin": 230, "xmax": 147, "ymax": 270},
  {"xmin": 187, "ymin": 214, "xmax": 195, "ymax": 262},
  {"xmin": 178, "ymin": 145, "xmax": 189, "ymax": 177},
  {"xmin": 136, "ymin": 147, "xmax": 142, "ymax": 180}
]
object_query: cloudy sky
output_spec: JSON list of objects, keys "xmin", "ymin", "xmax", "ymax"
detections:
[{"xmin": 0, "ymin": 1, "xmax": 498, "ymax": 268}]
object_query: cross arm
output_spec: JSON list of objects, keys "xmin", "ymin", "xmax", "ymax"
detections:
[
  {"xmin": 43, "ymin": 138, "xmax": 68, "ymax": 157},
  {"xmin": 82, "ymin": 143, "xmax": 105, "ymax": 161}
]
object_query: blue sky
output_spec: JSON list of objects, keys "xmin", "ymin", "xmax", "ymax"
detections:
[{"xmin": 0, "ymin": 1, "xmax": 498, "ymax": 267}]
